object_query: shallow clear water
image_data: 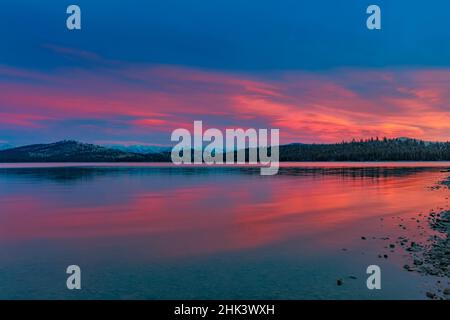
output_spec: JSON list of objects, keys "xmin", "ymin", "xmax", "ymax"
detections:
[{"xmin": 1, "ymin": 163, "xmax": 449, "ymax": 299}]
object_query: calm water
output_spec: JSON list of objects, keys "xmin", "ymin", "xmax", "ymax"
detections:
[{"xmin": 1, "ymin": 163, "xmax": 450, "ymax": 299}]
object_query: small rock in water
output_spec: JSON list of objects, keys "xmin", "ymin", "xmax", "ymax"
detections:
[
  {"xmin": 337, "ymin": 279, "xmax": 343, "ymax": 286},
  {"xmin": 361, "ymin": 236, "xmax": 366, "ymax": 240},
  {"xmin": 426, "ymin": 292, "xmax": 436, "ymax": 299},
  {"xmin": 413, "ymin": 259, "xmax": 423, "ymax": 266},
  {"xmin": 403, "ymin": 264, "xmax": 410, "ymax": 270},
  {"xmin": 443, "ymin": 288, "xmax": 450, "ymax": 295}
]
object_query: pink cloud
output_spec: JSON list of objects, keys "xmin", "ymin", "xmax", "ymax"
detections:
[
  {"xmin": 0, "ymin": 112, "xmax": 52, "ymax": 128},
  {"xmin": 1, "ymin": 61, "xmax": 449, "ymax": 143}
]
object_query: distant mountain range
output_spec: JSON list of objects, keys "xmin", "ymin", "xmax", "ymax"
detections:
[
  {"xmin": 0, "ymin": 143, "xmax": 14, "ymax": 151},
  {"xmin": 1, "ymin": 138, "xmax": 450, "ymax": 162},
  {"xmin": 102, "ymin": 144, "xmax": 172, "ymax": 154}
]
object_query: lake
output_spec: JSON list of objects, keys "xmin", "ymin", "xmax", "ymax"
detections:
[{"xmin": 1, "ymin": 162, "xmax": 450, "ymax": 299}]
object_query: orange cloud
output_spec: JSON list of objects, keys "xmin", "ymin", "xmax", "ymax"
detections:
[{"xmin": 1, "ymin": 63, "xmax": 449, "ymax": 143}]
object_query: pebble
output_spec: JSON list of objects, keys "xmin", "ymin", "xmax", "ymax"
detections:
[
  {"xmin": 426, "ymin": 292, "xmax": 436, "ymax": 299},
  {"xmin": 413, "ymin": 259, "xmax": 423, "ymax": 266}
]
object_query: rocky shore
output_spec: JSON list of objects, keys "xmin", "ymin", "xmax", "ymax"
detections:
[{"xmin": 400, "ymin": 174, "xmax": 450, "ymax": 299}]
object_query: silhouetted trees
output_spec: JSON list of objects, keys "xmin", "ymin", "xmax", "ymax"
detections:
[{"xmin": 279, "ymin": 138, "xmax": 450, "ymax": 161}]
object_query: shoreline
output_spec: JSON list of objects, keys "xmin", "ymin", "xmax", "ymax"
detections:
[
  {"xmin": 1, "ymin": 161, "xmax": 450, "ymax": 169},
  {"xmin": 394, "ymin": 174, "xmax": 450, "ymax": 299}
]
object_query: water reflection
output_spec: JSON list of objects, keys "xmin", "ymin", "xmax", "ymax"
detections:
[
  {"xmin": 1, "ymin": 165, "xmax": 449, "ymax": 253},
  {"xmin": 0, "ymin": 164, "xmax": 449, "ymax": 299},
  {"xmin": 0, "ymin": 165, "xmax": 442, "ymax": 183}
]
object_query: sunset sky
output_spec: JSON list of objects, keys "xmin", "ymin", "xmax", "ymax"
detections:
[{"xmin": 1, "ymin": 0, "xmax": 450, "ymax": 146}]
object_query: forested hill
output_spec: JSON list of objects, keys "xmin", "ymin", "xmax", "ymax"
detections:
[
  {"xmin": 279, "ymin": 138, "xmax": 450, "ymax": 161},
  {"xmin": 1, "ymin": 138, "xmax": 450, "ymax": 162},
  {"xmin": 0, "ymin": 140, "xmax": 170, "ymax": 162}
]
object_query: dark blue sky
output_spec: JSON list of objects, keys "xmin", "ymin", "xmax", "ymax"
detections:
[{"xmin": 1, "ymin": 0, "xmax": 450, "ymax": 71}]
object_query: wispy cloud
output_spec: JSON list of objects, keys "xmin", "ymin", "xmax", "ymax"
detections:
[{"xmin": 41, "ymin": 44, "xmax": 113, "ymax": 65}]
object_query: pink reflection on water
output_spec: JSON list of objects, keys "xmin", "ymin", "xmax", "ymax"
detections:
[{"xmin": 0, "ymin": 167, "xmax": 449, "ymax": 258}]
